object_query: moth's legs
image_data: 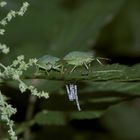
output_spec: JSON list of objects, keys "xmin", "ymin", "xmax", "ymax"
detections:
[{"xmin": 74, "ymin": 84, "xmax": 81, "ymax": 111}]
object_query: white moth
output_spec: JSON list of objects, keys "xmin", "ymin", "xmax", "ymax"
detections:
[
  {"xmin": 73, "ymin": 84, "xmax": 81, "ymax": 111},
  {"xmin": 66, "ymin": 84, "xmax": 75, "ymax": 101},
  {"xmin": 65, "ymin": 84, "xmax": 81, "ymax": 111}
]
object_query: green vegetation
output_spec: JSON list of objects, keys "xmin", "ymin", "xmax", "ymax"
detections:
[{"xmin": 0, "ymin": 0, "xmax": 140, "ymax": 140}]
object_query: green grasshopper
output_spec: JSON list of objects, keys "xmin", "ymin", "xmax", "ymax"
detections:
[
  {"xmin": 63, "ymin": 51, "xmax": 109, "ymax": 72},
  {"xmin": 36, "ymin": 55, "xmax": 61, "ymax": 75}
]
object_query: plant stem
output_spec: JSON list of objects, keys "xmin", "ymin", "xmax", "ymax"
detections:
[{"xmin": 24, "ymin": 95, "xmax": 37, "ymax": 140}]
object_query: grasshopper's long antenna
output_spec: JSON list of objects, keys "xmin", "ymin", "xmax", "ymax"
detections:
[
  {"xmin": 97, "ymin": 57, "xmax": 111, "ymax": 61},
  {"xmin": 96, "ymin": 58, "xmax": 104, "ymax": 66},
  {"xmin": 96, "ymin": 57, "xmax": 110, "ymax": 65}
]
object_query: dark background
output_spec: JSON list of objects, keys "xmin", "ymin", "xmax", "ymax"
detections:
[{"xmin": 1, "ymin": 0, "xmax": 140, "ymax": 140}]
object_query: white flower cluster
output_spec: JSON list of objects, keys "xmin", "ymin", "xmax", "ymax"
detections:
[
  {"xmin": 0, "ymin": 1, "xmax": 29, "ymax": 57},
  {"xmin": 0, "ymin": 1, "xmax": 7, "ymax": 7},
  {"xmin": 28, "ymin": 86, "xmax": 49, "ymax": 99},
  {"xmin": 0, "ymin": 43, "xmax": 10, "ymax": 54},
  {"xmin": 0, "ymin": 2, "xmax": 29, "ymax": 26},
  {"xmin": 0, "ymin": 28, "xmax": 5, "ymax": 35},
  {"xmin": 18, "ymin": 2, "xmax": 29, "ymax": 16},
  {"xmin": 0, "ymin": 91, "xmax": 17, "ymax": 140},
  {"xmin": 0, "ymin": 1, "xmax": 29, "ymax": 36},
  {"xmin": 0, "ymin": 1, "xmax": 41, "ymax": 140},
  {"xmin": 0, "ymin": 1, "xmax": 6, "ymax": 35},
  {"xmin": 0, "ymin": 55, "xmax": 49, "ymax": 99}
]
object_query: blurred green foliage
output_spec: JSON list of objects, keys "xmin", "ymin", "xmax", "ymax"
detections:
[
  {"xmin": 1, "ymin": 0, "xmax": 126, "ymax": 60},
  {"xmin": 1, "ymin": 0, "xmax": 140, "ymax": 140}
]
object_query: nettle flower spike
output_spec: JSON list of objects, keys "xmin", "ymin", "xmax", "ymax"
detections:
[
  {"xmin": 18, "ymin": 2, "xmax": 29, "ymax": 16},
  {"xmin": 0, "ymin": 92, "xmax": 17, "ymax": 140},
  {"xmin": 0, "ymin": 43, "xmax": 10, "ymax": 54},
  {"xmin": 0, "ymin": 29, "xmax": 5, "ymax": 35},
  {"xmin": 0, "ymin": 2, "xmax": 29, "ymax": 27},
  {"xmin": 0, "ymin": 1, "xmax": 7, "ymax": 7},
  {"xmin": 0, "ymin": 1, "xmax": 31, "ymax": 140}
]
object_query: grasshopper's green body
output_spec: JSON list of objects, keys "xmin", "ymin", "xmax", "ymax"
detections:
[
  {"xmin": 63, "ymin": 51, "xmax": 94, "ymax": 72},
  {"xmin": 64, "ymin": 51, "xmax": 94, "ymax": 66},
  {"xmin": 36, "ymin": 52, "xmax": 109, "ymax": 74},
  {"xmin": 63, "ymin": 51, "xmax": 109, "ymax": 72},
  {"xmin": 36, "ymin": 55, "xmax": 61, "ymax": 73}
]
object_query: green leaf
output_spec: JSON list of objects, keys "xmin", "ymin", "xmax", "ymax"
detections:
[
  {"xmin": 70, "ymin": 111, "xmax": 105, "ymax": 119},
  {"xmin": 1, "ymin": 0, "xmax": 127, "ymax": 59},
  {"xmin": 34, "ymin": 110, "xmax": 66, "ymax": 125},
  {"xmin": 98, "ymin": 0, "xmax": 140, "ymax": 56},
  {"xmin": 34, "ymin": 110, "xmax": 104, "ymax": 124},
  {"xmin": 102, "ymin": 101, "xmax": 140, "ymax": 139},
  {"xmin": 85, "ymin": 97, "xmax": 123, "ymax": 104},
  {"xmin": 31, "ymin": 64, "xmax": 140, "ymax": 82},
  {"xmin": 52, "ymin": 0, "xmax": 127, "ymax": 54},
  {"xmin": 82, "ymin": 81, "xmax": 140, "ymax": 97}
]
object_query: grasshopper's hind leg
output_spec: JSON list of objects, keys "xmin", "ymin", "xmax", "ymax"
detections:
[
  {"xmin": 83, "ymin": 62, "xmax": 89, "ymax": 70},
  {"xmin": 70, "ymin": 65, "xmax": 77, "ymax": 73}
]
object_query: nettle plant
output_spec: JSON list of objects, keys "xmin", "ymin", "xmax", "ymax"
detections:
[
  {"xmin": 0, "ymin": 1, "xmax": 49, "ymax": 140},
  {"xmin": 0, "ymin": 1, "xmax": 140, "ymax": 140}
]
